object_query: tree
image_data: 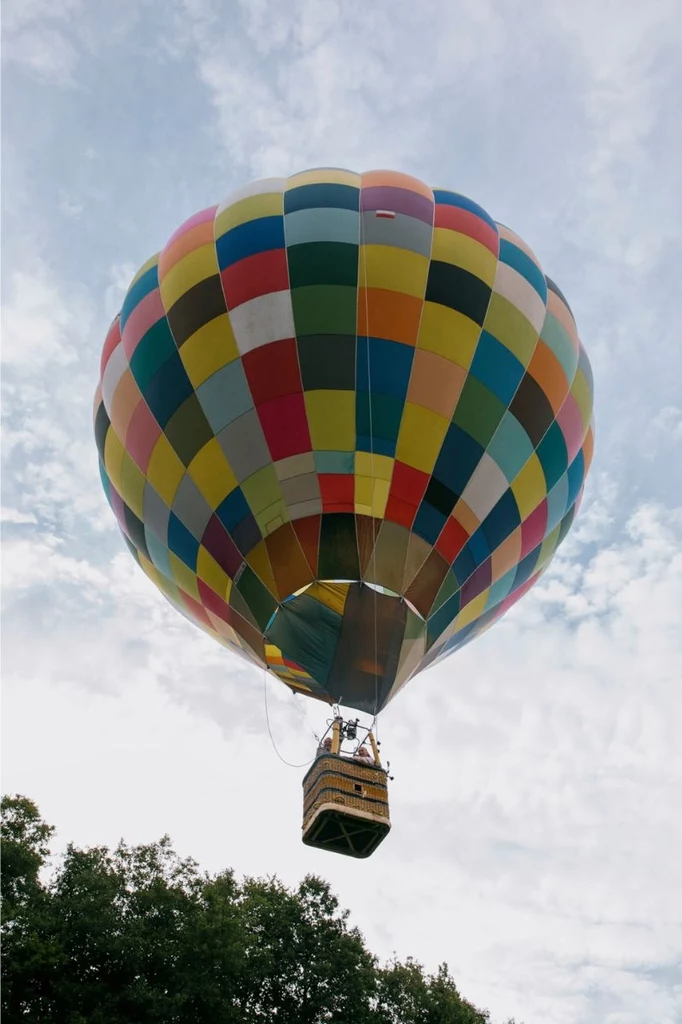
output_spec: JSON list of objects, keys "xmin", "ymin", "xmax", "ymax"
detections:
[
  {"xmin": 1, "ymin": 795, "xmax": 517, "ymax": 1024},
  {"xmin": 1, "ymin": 795, "xmax": 61, "ymax": 1020},
  {"xmin": 375, "ymin": 958, "xmax": 490, "ymax": 1024},
  {"xmin": 235, "ymin": 874, "xmax": 377, "ymax": 1022},
  {"xmin": 1, "ymin": 798, "xmax": 245, "ymax": 1024},
  {"xmin": 1, "ymin": 794, "xmax": 54, "ymax": 915}
]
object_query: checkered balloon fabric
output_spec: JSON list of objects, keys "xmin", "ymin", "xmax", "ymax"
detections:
[{"xmin": 95, "ymin": 168, "xmax": 594, "ymax": 715}]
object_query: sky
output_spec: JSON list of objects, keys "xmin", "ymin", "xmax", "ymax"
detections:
[{"xmin": 2, "ymin": 1, "xmax": 682, "ymax": 1021}]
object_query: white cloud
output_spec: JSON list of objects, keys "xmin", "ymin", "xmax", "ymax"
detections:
[
  {"xmin": 1, "ymin": 507, "xmax": 38, "ymax": 525},
  {"xmin": 2, "ymin": 0, "xmax": 84, "ymax": 83},
  {"xmin": 4, "ymin": 26, "xmax": 80, "ymax": 82},
  {"xmin": 1, "ymin": 258, "xmax": 111, "ymax": 535},
  {"xmin": 645, "ymin": 407, "xmax": 682, "ymax": 453},
  {"xmin": 1, "ymin": 260, "xmax": 91, "ymax": 370},
  {"xmin": 178, "ymin": 0, "xmax": 509, "ymax": 179},
  {"xmin": 551, "ymin": 0, "xmax": 680, "ymax": 252},
  {"xmin": 1, "ymin": 533, "xmax": 108, "ymax": 595},
  {"xmin": 2, "ymin": 0, "xmax": 81, "ymax": 30},
  {"xmin": 58, "ymin": 192, "xmax": 84, "ymax": 219}
]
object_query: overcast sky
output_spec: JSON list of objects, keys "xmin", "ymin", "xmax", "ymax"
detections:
[{"xmin": 2, "ymin": 1, "xmax": 682, "ymax": 1022}]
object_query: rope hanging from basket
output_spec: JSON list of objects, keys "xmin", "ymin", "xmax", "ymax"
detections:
[{"xmin": 262, "ymin": 667, "xmax": 316, "ymax": 769}]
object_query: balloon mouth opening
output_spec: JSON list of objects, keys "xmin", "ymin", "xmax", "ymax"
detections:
[
  {"xmin": 264, "ymin": 579, "xmax": 425, "ymax": 632},
  {"xmin": 262, "ymin": 579, "xmax": 427, "ymax": 714}
]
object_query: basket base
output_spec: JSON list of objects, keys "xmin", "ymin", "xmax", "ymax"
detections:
[{"xmin": 302, "ymin": 804, "xmax": 391, "ymax": 858}]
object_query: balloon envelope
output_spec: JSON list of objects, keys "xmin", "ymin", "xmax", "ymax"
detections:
[{"xmin": 95, "ymin": 168, "xmax": 594, "ymax": 715}]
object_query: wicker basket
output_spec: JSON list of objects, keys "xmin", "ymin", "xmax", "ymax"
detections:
[{"xmin": 301, "ymin": 753, "xmax": 391, "ymax": 858}]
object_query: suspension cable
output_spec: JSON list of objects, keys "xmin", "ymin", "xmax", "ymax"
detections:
[
  {"xmin": 360, "ymin": 207, "xmax": 380, "ymax": 727},
  {"xmin": 262, "ymin": 668, "xmax": 315, "ymax": 769}
]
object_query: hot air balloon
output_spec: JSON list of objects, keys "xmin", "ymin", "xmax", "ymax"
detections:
[{"xmin": 95, "ymin": 168, "xmax": 594, "ymax": 858}]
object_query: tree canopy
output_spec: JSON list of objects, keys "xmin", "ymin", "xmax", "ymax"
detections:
[{"xmin": 1, "ymin": 794, "xmax": 520, "ymax": 1024}]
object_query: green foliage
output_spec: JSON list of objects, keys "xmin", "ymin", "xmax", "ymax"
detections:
[
  {"xmin": 1, "ymin": 794, "xmax": 55, "ymax": 915},
  {"xmin": 375, "ymin": 958, "xmax": 490, "ymax": 1024},
  {"xmin": 1, "ymin": 795, "xmax": 518, "ymax": 1024}
]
